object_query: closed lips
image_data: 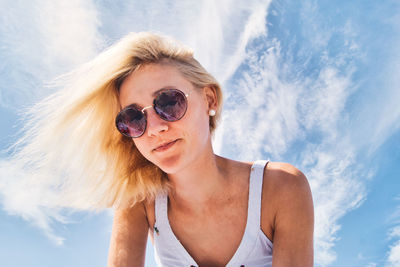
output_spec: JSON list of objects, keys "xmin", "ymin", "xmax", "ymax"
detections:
[{"xmin": 154, "ymin": 139, "xmax": 178, "ymax": 151}]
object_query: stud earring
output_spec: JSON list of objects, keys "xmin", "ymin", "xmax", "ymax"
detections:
[{"xmin": 209, "ymin": 109, "xmax": 216, "ymax": 116}]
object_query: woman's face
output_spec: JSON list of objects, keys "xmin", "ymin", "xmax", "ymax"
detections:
[{"xmin": 118, "ymin": 63, "xmax": 213, "ymax": 174}]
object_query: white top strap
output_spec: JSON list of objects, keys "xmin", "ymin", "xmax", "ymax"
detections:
[
  {"xmin": 248, "ymin": 160, "xmax": 269, "ymax": 228},
  {"xmin": 227, "ymin": 159, "xmax": 269, "ymax": 264}
]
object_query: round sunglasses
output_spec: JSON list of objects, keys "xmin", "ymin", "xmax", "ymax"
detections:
[{"xmin": 115, "ymin": 88, "xmax": 189, "ymax": 138}]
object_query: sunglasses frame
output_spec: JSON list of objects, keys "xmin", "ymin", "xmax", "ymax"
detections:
[{"xmin": 115, "ymin": 88, "xmax": 189, "ymax": 138}]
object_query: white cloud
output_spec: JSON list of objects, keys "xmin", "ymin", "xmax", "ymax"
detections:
[
  {"xmin": 215, "ymin": 1, "xmax": 378, "ymax": 265},
  {"xmin": 299, "ymin": 67, "xmax": 353, "ymax": 137},
  {"xmin": 0, "ymin": 1, "xmax": 399, "ymax": 266},
  {"xmin": 387, "ymin": 241, "xmax": 400, "ymax": 267},
  {"xmin": 216, "ymin": 35, "xmax": 365, "ymax": 265},
  {"xmin": 303, "ymin": 147, "xmax": 366, "ymax": 266},
  {"xmin": 386, "ymin": 213, "xmax": 400, "ymax": 267},
  {"xmin": 357, "ymin": 253, "xmax": 379, "ymax": 267},
  {"xmin": 0, "ymin": 0, "xmax": 275, "ymax": 245},
  {"xmin": 387, "ymin": 228, "xmax": 400, "ymax": 267},
  {"xmin": 91, "ymin": 0, "xmax": 271, "ymax": 83},
  {"xmin": 0, "ymin": 159, "xmax": 66, "ymax": 245},
  {"xmin": 0, "ymin": 0, "xmax": 101, "ymax": 243},
  {"xmin": 0, "ymin": 0, "xmax": 102, "ymax": 108},
  {"xmin": 389, "ymin": 226, "xmax": 400, "ymax": 239},
  {"xmin": 217, "ymin": 41, "xmax": 301, "ymax": 159}
]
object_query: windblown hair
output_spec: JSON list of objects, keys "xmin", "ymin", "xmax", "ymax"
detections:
[{"xmin": 11, "ymin": 32, "xmax": 223, "ymax": 210}]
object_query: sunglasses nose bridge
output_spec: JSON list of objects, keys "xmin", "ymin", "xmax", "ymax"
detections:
[
  {"xmin": 141, "ymin": 105, "xmax": 153, "ymax": 113},
  {"xmin": 145, "ymin": 106, "xmax": 169, "ymax": 137}
]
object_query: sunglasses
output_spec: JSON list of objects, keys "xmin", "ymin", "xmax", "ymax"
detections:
[{"xmin": 115, "ymin": 88, "xmax": 189, "ymax": 138}]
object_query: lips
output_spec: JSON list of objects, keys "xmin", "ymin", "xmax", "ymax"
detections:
[{"xmin": 153, "ymin": 139, "xmax": 179, "ymax": 152}]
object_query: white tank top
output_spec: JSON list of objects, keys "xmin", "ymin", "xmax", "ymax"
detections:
[{"xmin": 152, "ymin": 160, "xmax": 273, "ymax": 266}]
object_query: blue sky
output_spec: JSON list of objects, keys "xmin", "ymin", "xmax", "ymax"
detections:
[{"xmin": 0, "ymin": 0, "xmax": 399, "ymax": 266}]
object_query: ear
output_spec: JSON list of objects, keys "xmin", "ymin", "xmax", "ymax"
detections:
[{"xmin": 203, "ymin": 86, "xmax": 218, "ymax": 111}]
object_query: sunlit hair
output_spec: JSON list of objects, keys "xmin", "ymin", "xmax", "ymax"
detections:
[{"xmin": 11, "ymin": 32, "xmax": 223, "ymax": 210}]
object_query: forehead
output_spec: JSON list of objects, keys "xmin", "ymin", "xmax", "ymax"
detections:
[{"xmin": 118, "ymin": 63, "xmax": 192, "ymax": 108}]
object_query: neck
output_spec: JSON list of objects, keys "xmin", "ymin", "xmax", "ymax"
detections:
[{"xmin": 167, "ymin": 152, "xmax": 231, "ymax": 213}]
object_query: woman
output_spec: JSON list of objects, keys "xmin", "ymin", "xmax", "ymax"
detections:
[
  {"xmin": 15, "ymin": 32, "xmax": 313, "ymax": 266},
  {"xmin": 106, "ymin": 33, "xmax": 314, "ymax": 267}
]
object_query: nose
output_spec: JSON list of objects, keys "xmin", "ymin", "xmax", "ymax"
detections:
[{"xmin": 145, "ymin": 108, "xmax": 169, "ymax": 137}]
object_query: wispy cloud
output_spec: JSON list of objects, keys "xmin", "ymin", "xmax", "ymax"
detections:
[
  {"xmin": 302, "ymin": 148, "xmax": 365, "ymax": 266},
  {"xmin": 219, "ymin": 41, "xmax": 301, "ymax": 159},
  {"xmin": 386, "ymin": 225, "xmax": 400, "ymax": 267},
  {"xmin": 92, "ymin": 0, "xmax": 271, "ymax": 83},
  {"xmin": 385, "ymin": 196, "xmax": 400, "ymax": 267},
  {"xmin": 357, "ymin": 252, "xmax": 380, "ymax": 267},
  {"xmin": 216, "ymin": 0, "xmax": 399, "ymax": 265},
  {"xmin": 0, "ymin": 0, "xmax": 102, "ymax": 109},
  {"xmin": 0, "ymin": 2, "xmax": 399, "ymax": 266},
  {"xmin": 0, "ymin": 159, "xmax": 67, "ymax": 245},
  {"xmin": 218, "ymin": 34, "xmax": 366, "ymax": 265},
  {"xmin": 0, "ymin": 0, "xmax": 101, "ymax": 243},
  {"xmin": 0, "ymin": 0, "xmax": 275, "ymax": 245}
]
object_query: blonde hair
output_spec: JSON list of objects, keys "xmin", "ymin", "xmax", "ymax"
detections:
[{"xmin": 11, "ymin": 32, "xmax": 223, "ymax": 210}]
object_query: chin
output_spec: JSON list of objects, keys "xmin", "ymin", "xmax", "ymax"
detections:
[{"xmin": 153, "ymin": 154, "xmax": 185, "ymax": 174}]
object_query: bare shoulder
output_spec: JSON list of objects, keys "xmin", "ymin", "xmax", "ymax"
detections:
[
  {"xmin": 263, "ymin": 161, "xmax": 311, "ymax": 196},
  {"xmin": 262, "ymin": 162, "xmax": 314, "ymax": 266},
  {"xmin": 262, "ymin": 161, "xmax": 313, "ymax": 221}
]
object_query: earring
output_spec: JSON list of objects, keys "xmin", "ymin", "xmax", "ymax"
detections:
[{"xmin": 209, "ymin": 109, "xmax": 216, "ymax": 116}]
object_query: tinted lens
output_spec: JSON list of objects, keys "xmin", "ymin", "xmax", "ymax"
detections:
[
  {"xmin": 115, "ymin": 106, "xmax": 146, "ymax": 138},
  {"xmin": 154, "ymin": 89, "xmax": 187, "ymax": 121}
]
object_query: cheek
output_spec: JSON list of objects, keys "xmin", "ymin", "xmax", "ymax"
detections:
[
  {"xmin": 133, "ymin": 139, "xmax": 150, "ymax": 159},
  {"xmin": 185, "ymin": 108, "xmax": 210, "ymax": 141}
]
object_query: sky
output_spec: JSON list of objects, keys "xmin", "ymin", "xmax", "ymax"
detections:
[{"xmin": 0, "ymin": 0, "xmax": 399, "ymax": 266}]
